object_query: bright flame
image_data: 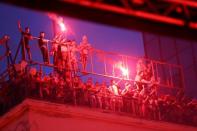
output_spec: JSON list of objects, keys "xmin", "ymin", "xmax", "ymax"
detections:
[
  {"xmin": 115, "ymin": 62, "xmax": 129, "ymax": 77},
  {"xmin": 58, "ymin": 20, "xmax": 66, "ymax": 32},
  {"xmin": 120, "ymin": 67, "xmax": 129, "ymax": 76},
  {"xmin": 47, "ymin": 13, "xmax": 67, "ymax": 33}
]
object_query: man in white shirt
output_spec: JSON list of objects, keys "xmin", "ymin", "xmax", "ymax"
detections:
[{"xmin": 108, "ymin": 79, "xmax": 122, "ymax": 111}]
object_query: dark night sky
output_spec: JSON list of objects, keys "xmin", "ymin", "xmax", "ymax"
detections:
[{"xmin": 0, "ymin": 3, "xmax": 144, "ymax": 75}]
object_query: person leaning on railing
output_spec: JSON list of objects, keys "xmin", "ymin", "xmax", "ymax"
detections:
[{"xmin": 37, "ymin": 32, "xmax": 50, "ymax": 64}]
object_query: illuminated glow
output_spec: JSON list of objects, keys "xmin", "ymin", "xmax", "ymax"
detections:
[
  {"xmin": 115, "ymin": 62, "xmax": 129, "ymax": 77},
  {"xmin": 47, "ymin": 13, "xmax": 67, "ymax": 33},
  {"xmin": 120, "ymin": 66, "xmax": 129, "ymax": 76},
  {"xmin": 58, "ymin": 20, "xmax": 67, "ymax": 32}
]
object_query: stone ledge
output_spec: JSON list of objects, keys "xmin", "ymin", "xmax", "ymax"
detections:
[{"xmin": 0, "ymin": 98, "xmax": 196, "ymax": 131}]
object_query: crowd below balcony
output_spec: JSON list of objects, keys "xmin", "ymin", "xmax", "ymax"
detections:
[
  {"xmin": 0, "ymin": 60, "xmax": 197, "ymax": 126},
  {"xmin": 0, "ymin": 22, "xmax": 197, "ymax": 127}
]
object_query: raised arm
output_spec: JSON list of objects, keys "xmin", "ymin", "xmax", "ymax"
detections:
[{"xmin": 17, "ymin": 20, "xmax": 23, "ymax": 33}]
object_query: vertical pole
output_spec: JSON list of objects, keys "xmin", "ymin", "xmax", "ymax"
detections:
[
  {"xmin": 174, "ymin": 38, "xmax": 184, "ymax": 89},
  {"xmin": 158, "ymin": 35, "xmax": 168, "ymax": 85},
  {"xmin": 104, "ymin": 53, "xmax": 107, "ymax": 75},
  {"xmin": 6, "ymin": 52, "xmax": 10, "ymax": 79},
  {"xmin": 169, "ymin": 65, "xmax": 173, "ymax": 87},
  {"xmin": 121, "ymin": 55, "xmax": 125, "ymax": 79},
  {"xmin": 158, "ymin": 36, "xmax": 163, "ymax": 61},
  {"xmin": 174, "ymin": 39, "xmax": 180, "ymax": 65},
  {"xmin": 180, "ymin": 66, "xmax": 185, "ymax": 90},
  {"xmin": 125, "ymin": 56, "xmax": 129, "ymax": 79},
  {"xmin": 122, "ymin": 56, "xmax": 125, "ymax": 68},
  {"xmin": 14, "ymin": 41, "xmax": 21, "ymax": 63},
  {"xmin": 190, "ymin": 42, "xmax": 197, "ymax": 82},
  {"xmin": 112, "ymin": 64, "xmax": 115, "ymax": 77},
  {"xmin": 156, "ymin": 63, "xmax": 159, "ymax": 82},
  {"xmin": 90, "ymin": 51, "xmax": 93, "ymax": 73},
  {"xmin": 151, "ymin": 60, "xmax": 155, "ymax": 81},
  {"xmin": 142, "ymin": 32, "xmax": 148, "ymax": 58},
  {"xmin": 46, "ymin": 42, "xmax": 50, "ymax": 64},
  {"xmin": 5, "ymin": 40, "xmax": 14, "ymax": 79}
]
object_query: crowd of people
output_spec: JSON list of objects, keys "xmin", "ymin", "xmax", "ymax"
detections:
[
  {"xmin": 0, "ymin": 22, "xmax": 197, "ymax": 127},
  {"xmin": 0, "ymin": 59, "xmax": 197, "ymax": 126},
  {"xmin": 17, "ymin": 21, "xmax": 92, "ymax": 74}
]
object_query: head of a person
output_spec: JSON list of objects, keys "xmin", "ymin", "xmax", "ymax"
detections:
[
  {"xmin": 82, "ymin": 35, "xmax": 88, "ymax": 43},
  {"xmin": 40, "ymin": 32, "xmax": 45, "ymax": 38},
  {"xmin": 71, "ymin": 40, "xmax": 76, "ymax": 47},
  {"xmin": 146, "ymin": 63, "xmax": 152, "ymax": 70},
  {"xmin": 110, "ymin": 79, "xmax": 115, "ymax": 85},
  {"xmin": 102, "ymin": 81, "xmax": 107, "ymax": 86},
  {"xmin": 87, "ymin": 77, "xmax": 92, "ymax": 83},
  {"xmin": 25, "ymin": 27, "xmax": 30, "ymax": 33},
  {"xmin": 137, "ymin": 59, "xmax": 143, "ymax": 65},
  {"xmin": 3, "ymin": 35, "xmax": 10, "ymax": 40}
]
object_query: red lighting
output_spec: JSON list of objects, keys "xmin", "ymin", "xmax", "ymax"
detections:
[{"xmin": 132, "ymin": 0, "xmax": 145, "ymax": 5}]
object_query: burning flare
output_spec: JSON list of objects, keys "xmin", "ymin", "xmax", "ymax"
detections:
[
  {"xmin": 120, "ymin": 66, "xmax": 129, "ymax": 76},
  {"xmin": 47, "ymin": 13, "xmax": 67, "ymax": 32},
  {"xmin": 57, "ymin": 17, "xmax": 67, "ymax": 32},
  {"xmin": 115, "ymin": 62, "xmax": 129, "ymax": 77}
]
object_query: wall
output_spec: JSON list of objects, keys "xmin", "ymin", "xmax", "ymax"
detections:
[{"xmin": 0, "ymin": 99, "xmax": 196, "ymax": 131}]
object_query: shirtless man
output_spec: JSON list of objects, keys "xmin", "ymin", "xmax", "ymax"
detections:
[{"xmin": 78, "ymin": 35, "xmax": 92, "ymax": 71}]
